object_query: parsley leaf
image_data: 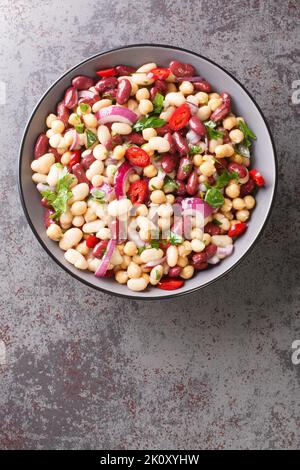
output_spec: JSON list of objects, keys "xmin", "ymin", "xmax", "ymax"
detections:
[
  {"xmin": 238, "ymin": 120, "xmax": 257, "ymax": 148},
  {"xmin": 204, "ymin": 187, "xmax": 225, "ymax": 209},
  {"xmin": 163, "ymin": 175, "xmax": 178, "ymax": 193},
  {"xmin": 133, "ymin": 116, "xmax": 166, "ymax": 132},
  {"xmin": 74, "ymin": 123, "xmax": 85, "ymax": 134},
  {"xmin": 152, "ymin": 93, "xmax": 164, "ymax": 114},
  {"xmin": 91, "ymin": 189, "xmax": 105, "ymax": 200},
  {"xmin": 189, "ymin": 145, "xmax": 203, "ymax": 155},
  {"xmin": 138, "ymin": 246, "xmax": 146, "ymax": 255},
  {"xmin": 215, "ymin": 169, "xmax": 238, "ymax": 189},
  {"xmin": 182, "ymin": 163, "xmax": 191, "ymax": 173},
  {"xmin": 41, "ymin": 168, "xmax": 74, "ymax": 219},
  {"xmin": 150, "ymin": 240, "xmax": 160, "ymax": 249},
  {"xmin": 204, "ymin": 120, "xmax": 225, "ymax": 140},
  {"xmin": 85, "ymin": 129, "xmax": 98, "ymax": 148},
  {"xmin": 168, "ymin": 231, "xmax": 183, "ymax": 245},
  {"xmin": 235, "ymin": 143, "xmax": 250, "ymax": 158},
  {"xmin": 79, "ymin": 103, "xmax": 89, "ymax": 114},
  {"xmin": 212, "ymin": 219, "xmax": 222, "ymax": 226}
]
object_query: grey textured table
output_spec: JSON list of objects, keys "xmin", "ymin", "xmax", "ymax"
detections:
[{"xmin": 0, "ymin": 0, "xmax": 299, "ymax": 450}]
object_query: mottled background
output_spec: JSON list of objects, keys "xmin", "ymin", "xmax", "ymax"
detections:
[{"xmin": 0, "ymin": 0, "xmax": 299, "ymax": 450}]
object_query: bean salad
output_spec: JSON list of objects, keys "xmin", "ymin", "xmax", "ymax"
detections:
[{"xmin": 31, "ymin": 60, "xmax": 265, "ymax": 292}]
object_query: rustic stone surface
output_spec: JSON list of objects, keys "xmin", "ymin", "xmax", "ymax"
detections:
[{"xmin": 0, "ymin": 0, "xmax": 299, "ymax": 449}]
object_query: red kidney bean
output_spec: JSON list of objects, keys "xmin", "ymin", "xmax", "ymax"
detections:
[
  {"xmin": 222, "ymin": 129, "xmax": 230, "ymax": 144},
  {"xmin": 169, "ymin": 60, "xmax": 195, "ymax": 77},
  {"xmin": 240, "ymin": 179, "xmax": 255, "ymax": 197},
  {"xmin": 161, "ymin": 153, "xmax": 178, "ymax": 173},
  {"xmin": 95, "ymin": 77, "xmax": 118, "ymax": 93},
  {"xmin": 105, "ymin": 134, "xmax": 123, "ymax": 151},
  {"xmin": 81, "ymin": 152, "xmax": 96, "ymax": 170},
  {"xmin": 204, "ymin": 222, "xmax": 221, "ymax": 235},
  {"xmin": 173, "ymin": 132, "xmax": 189, "ymax": 155},
  {"xmin": 192, "ymin": 252, "xmax": 208, "ymax": 268},
  {"xmin": 78, "ymin": 89, "xmax": 100, "ymax": 106},
  {"xmin": 210, "ymin": 92, "xmax": 231, "ymax": 122},
  {"xmin": 189, "ymin": 116, "xmax": 207, "ymax": 137},
  {"xmin": 174, "ymin": 196, "xmax": 184, "ymax": 204},
  {"xmin": 41, "ymin": 197, "xmax": 51, "ymax": 209},
  {"xmin": 192, "ymin": 258, "xmax": 208, "ymax": 271},
  {"xmin": 64, "ymin": 87, "xmax": 78, "ymax": 109},
  {"xmin": 177, "ymin": 156, "xmax": 193, "ymax": 180},
  {"xmin": 44, "ymin": 209, "xmax": 55, "ymax": 229},
  {"xmin": 168, "ymin": 266, "xmax": 182, "ymax": 278},
  {"xmin": 215, "ymin": 157, "xmax": 228, "ymax": 175},
  {"xmin": 164, "ymin": 132, "xmax": 176, "ymax": 152},
  {"xmin": 155, "ymin": 79, "xmax": 167, "ymax": 94},
  {"xmin": 175, "ymin": 181, "xmax": 187, "ymax": 196},
  {"xmin": 92, "ymin": 240, "xmax": 109, "ymax": 259},
  {"xmin": 103, "ymin": 87, "xmax": 118, "ymax": 99},
  {"xmin": 48, "ymin": 147, "xmax": 61, "ymax": 163},
  {"xmin": 205, "ymin": 244, "xmax": 217, "ymax": 259},
  {"xmin": 207, "ymin": 175, "xmax": 216, "ymax": 185},
  {"xmin": 115, "ymin": 65, "xmax": 136, "ymax": 76},
  {"xmin": 72, "ymin": 75, "xmax": 94, "ymax": 90},
  {"xmin": 193, "ymin": 80, "xmax": 212, "ymax": 93},
  {"xmin": 186, "ymin": 170, "xmax": 198, "ymax": 195},
  {"xmin": 57, "ymin": 101, "xmax": 70, "ymax": 126},
  {"xmin": 156, "ymin": 124, "xmax": 171, "ymax": 136},
  {"xmin": 34, "ymin": 133, "xmax": 49, "ymax": 159},
  {"xmin": 71, "ymin": 163, "xmax": 90, "ymax": 185},
  {"xmin": 227, "ymin": 162, "xmax": 247, "ymax": 179},
  {"xmin": 125, "ymin": 132, "xmax": 146, "ymax": 145},
  {"xmin": 116, "ymin": 78, "xmax": 131, "ymax": 105}
]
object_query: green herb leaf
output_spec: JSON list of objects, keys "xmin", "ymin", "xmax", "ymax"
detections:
[
  {"xmin": 204, "ymin": 120, "xmax": 225, "ymax": 140},
  {"xmin": 150, "ymin": 240, "xmax": 161, "ymax": 249},
  {"xmin": 138, "ymin": 246, "xmax": 146, "ymax": 255},
  {"xmin": 163, "ymin": 175, "xmax": 178, "ymax": 193},
  {"xmin": 41, "ymin": 168, "xmax": 74, "ymax": 219},
  {"xmin": 239, "ymin": 120, "xmax": 257, "ymax": 148},
  {"xmin": 235, "ymin": 143, "xmax": 250, "ymax": 158},
  {"xmin": 79, "ymin": 103, "xmax": 89, "ymax": 114},
  {"xmin": 133, "ymin": 116, "xmax": 166, "ymax": 132},
  {"xmin": 92, "ymin": 189, "xmax": 105, "ymax": 200},
  {"xmin": 74, "ymin": 123, "xmax": 85, "ymax": 134},
  {"xmin": 204, "ymin": 187, "xmax": 225, "ymax": 209},
  {"xmin": 168, "ymin": 231, "xmax": 183, "ymax": 245},
  {"xmin": 155, "ymin": 269, "xmax": 161, "ymax": 281},
  {"xmin": 85, "ymin": 129, "xmax": 98, "ymax": 148},
  {"xmin": 212, "ymin": 219, "xmax": 222, "ymax": 226},
  {"xmin": 152, "ymin": 93, "xmax": 164, "ymax": 114},
  {"xmin": 189, "ymin": 145, "xmax": 203, "ymax": 155},
  {"xmin": 182, "ymin": 163, "xmax": 191, "ymax": 174},
  {"xmin": 215, "ymin": 169, "xmax": 238, "ymax": 189}
]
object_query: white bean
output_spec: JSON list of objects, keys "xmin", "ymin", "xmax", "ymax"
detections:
[
  {"xmin": 136, "ymin": 62, "xmax": 157, "ymax": 73},
  {"xmin": 111, "ymin": 123, "xmax": 132, "ymax": 135},
  {"xmin": 70, "ymin": 183, "xmax": 89, "ymax": 202},
  {"xmin": 46, "ymin": 163, "xmax": 63, "ymax": 186},
  {"xmin": 92, "ymin": 99, "xmax": 112, "ymax": 113},
  {"xmin": 166, "ymin": 246, "xmax": 178, "ymax": 267},
  {"xmin": 31, "ymin": 153, "xmax": 55, "ymax": 175},
  {"xmin": 127, "ymin": 277, "xmax": 148, "ymax": 292},
  {"xmin": 140, "ymin": 248, "xmax": 164, "ymax": 263},
  {"xmin": 149, "ymin": 265, "xmax": 163, "ymax": 285},
  {"xmin": 97, "ymin": 125, "xmax": 111, "ymax": 145},
  {"xmin": 64, "ymin": 249, "xmax": 88, "ymax": 270},
  {"xmin": 148, "ymin": 136, "xmax": 170, "ymax": 153},
  {"xmin": 82, "ymin": 220, "xmax": 105, "ymax": 233},
  {"xmin": 211, "ymin": 235, "xmax": 233, "ymax": 247},
  {"xmin": 164, "ymin": 92, "xmax": 185, "ymax": 107},
  {"xmin": 32, "ymin": 173, "xmax": 47, "ymax": 184},
  {"xmin": 59, "ymin": 228, "xmax": 83, "ymax": 251}
]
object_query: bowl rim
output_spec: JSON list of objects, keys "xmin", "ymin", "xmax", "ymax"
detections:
[{"xmin": 18, "ymin": 43, "xmax": 278, "ymax": 301}]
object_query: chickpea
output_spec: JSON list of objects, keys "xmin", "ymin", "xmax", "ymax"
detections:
[
  {"xmin": 191, "ymin": 239, "xmax": 205, "ymax": 253},
  {"xmin": 193, "ymin": 154, "xmax": 203, "ymax": 167},
  {"xmin": 115, "ymin": 270, "xmax": 129, "ymax": 284},
  {"xmin": 60, "ymin": 210, "xmax": 72, "ymax": 229},
  {"xmin": 76, "ymin": 241, "xmax": 89, "ymax": 256},
  {"xmin": 179, "ymin": 81, "xmax": 194, "ymax": 95},
  {"xmin": 150, "ymin": 190, "xmax": 166, "ymax": 204},
  {"xmin": 195, "ymin": 92, "xmax": 209, "ymax": 104},
  {"xmin": 143, "ymin": 164, "xmax": 158, "ymax": 178},
  {"xmin": 127, "ymin": 262, "xmax": 142, "ymax": 279},
  {"xmin": 236, "ymin": 209, "xmax": 250, "ymax": 222},
  {"xmin": 91, "ymin": 175, "xmax": 104, "ymax": 187},
  {"xmin": 112, "ymin": 145, "xmax": 126, "ymax": 161},
  {"xmin": 166, "ymin": 194, "xmax": 175, "ymax": 204},
  {"xmin": 61, "ymin": 151, "xmax": 72, "ymax": 166},
  {"xmin": 166, "ymin": 82, "xmax": 177, "ymax": 92},
  {"xmin": 46, "ymin": 224, "xmax": 62, "ymax": 241},
  {"xmin": 229, "ymin": 129, "xmax": 244, "ymax": 144},
  {"xmin": 223, "ymin": 115, "xmax": 237, "ymax": 130},
  {"xmin": 86, "ymin": 160, "xmax": 104, "ymax": 181},
  {"xmin": 142, "ymin": 128, "xmax": 157, "ymax": 141},
  {"xmin": 244, "ymin": 195, "xmax": 256, "ymax": 210},
  {"xmin": 138, "ymin": 99, "xmax": 153, "ymax": 115},
  {"xmin": 232, "ymin": 198, "xmax": 245, "ymax": 211},
  {"xmin": 215, "ymin": 144, "xmax": 235, "ymax": 158},
  {"xmin": 46, "ymin": 113, "xmax": 57, "ymax": 128},
  {"xmin": 84, "ymin": 207, "xmax": 97, "ymax": 223},
  {"xmin": 197, "ymin": 105, "xmax": 211, "ymax": 121},
  {"xmin": 51, "ymin": 119, "xmax": 65, "ymax": 134},
  {"xmin": 149, "ymin": 176, "xmax": 164, "ymax": 190},
  {"xmin": 178, "ymin": 240, "xmax": 192, "ymax": 257},
  {"xmin": 221, "ymin": 198, "xmax": 233, "ymax": 213},
  {"xmin": 127, "ymin": 99, "xmax": 139, "ymax": 112},
  {"xmin": 209, "ymin": 98, "xmax": 223, "ymax": 111},
  {"xmin": 83, "ymin": 113, "xmax": 98, "ymax": 128},
  {"xmin": 191, "ymin": 228, "xmax": 203, "ymax": 240},
  {"xmin": 180, "ymin": 265, "xmax": 194, "ymax": 280},
  {"xmin": 136, "ymin": 87, "xmax": 150, "ymax": 101},
  {"xmin": 111, "ymin": 122, "xmax": 132, "ymax": 135},
  {"xmin": 225, "ymin": 183, "xmax": 240, "ymax": 199},
  {"xmin": 200, "ymin": 161, "xmax": 215, "ymax": 177},
  {"xmin": 209, "ymin": 138, "xmax": 223, "ymax": 154},
  {"xmin": 165, "ymin": 92, "xmax": 185, "ymax": 107},
  {"xmin": 202, "ymin": 233, "xmax": 211, "ymax": 246},
  {"xmin": 160, "ymin": 106, "xmax": 175, "ymax": 122},
  {"xmin": 124, "ymin": 241, "xmax": 138, "ymax": 257},
  {"xmin": 71, "ymin": 201, "xmax": 87, "ymax": 216},
  {"xmin": 136, "ymin": 204, "xmax": 148, "ymax": 217},
  {"xmin": 46, "ymin": 129, "xmax": 54, "ymax": 138},
  {"xmin": 209, "ymin": 92, "xmax": 220, "ymax": 100},
  {"xmin": 177, "ymin": 256, "xmax": 188, "ymax": 268},
  {"xmin": 230, "ymin": 153, "xmax": 244, "ymax": 164}
]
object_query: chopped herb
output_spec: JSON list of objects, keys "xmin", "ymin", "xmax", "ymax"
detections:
[
  {"xmin": 150, "ymin": 240, "xmax": 160, "ymax": 249},
  {"xmin": 74, "ymin": 123, "xmax": 85, "ymax": 134},
  {"xmin": 212, "ymin": 219, "xmax": 222, "ymax": 226},
  {"xmin": 182, "ymin": 163, "xmax": 191, "ymax": 174},
  {"xmin": 79, "ymin": 103, "xmax": 89, "ymax": 114},
  {"xmin": 235, "ymin": 143, "xmax": 250, "ymax": 158},
  {"xmin": 92, "ymin": 189, "xmax": 105, "ymax": 200},
  {"xmin": 41, "ymin": 168, "xmax": 74, "ymax": 219},
  {"xmin": 102, "ymin": 92, "xmax": 116, "ymax": 103},
  {"xmin": 133, "ymin": 116, "xmax": 166, "ymax": 132},
  {"xmin": 189, "ymin": 145, "xmax": 203, "ymax": 155},
  {"xmin": 204, "ymin": 120, "xmax": 225, "ymax": 140},
  {"xmin": 204, "ymin": 187, "xmax": 225, "ymax": 209},
  {"xmin": 238, "ymin": 120, "xmax": 257, "ymax": 148},
  {"xmin": 138, "ymin": 246, "xmax": 146, "ymax": 255},
  {"xmin": 152, "ymin": 93, "xmax": 164, "ymax": 114},
  {"xmin": 155, "ymin": 269, "xmax": 161, "ymax": 281},
  {"xmin": 151, "ymin": 184, "xmax": 158, "ymax": 190},
  {"xmin": 85, "ymin": 129, "xmax": 98, "ymax": 148},
  {"xmin": 163, "ymin": 176, "xmax": 178, "ymax": 193},
  {"xmin": 168, "ymin": 231, "xmax": 183, "ymax": 245},
  {"xmin": 215, "ymin": 169, "xmax": 238, "ymax": 189}
]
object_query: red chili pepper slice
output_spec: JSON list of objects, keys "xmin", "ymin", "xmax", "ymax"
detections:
[
  {"xmin": 169, "ymin": 103, "xmax": 191, "ymax": 131},
  {"xmin": 249, "ymin": 168, "xmax": 265, "ymax": 187},
  {"xmin": 228, "ymin": 222, "xmax": 247, "ymax": 238},
  {"xmin": 86, "ymin": 235, "xmax": 100, "ymax": 249},
  {"xmin": 148, "ymin": 67, "xmax": 170, "ymax": 80},
  {"xmin": 125, "ymin": 146, "xmax": 150, "ymax": 167},
  {"xmin": 156, "ymin": 278, "xmax": 185, "ymax": 290},
  {"xmin": 104, "ymin": 269, "xmax": 114, "ymax": 278},
  {"xmin": 96, "ymin": 67, "xmax": 117, "ymax": 78},
  {"xmin": 128, "ymin": 179, "xmax": 148, "ymax": 205},
  {"xmin": 68, "ymin": 150, "xmax": 81, "ymax": 170}
]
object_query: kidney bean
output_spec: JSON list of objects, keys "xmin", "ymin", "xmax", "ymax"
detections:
[
  {"xmin": 169, "ymin": 60, "xmax": 195, "ymax": 77},
  {"xmin": 105, "ymin": 134, "xmax": 123, "ymax": 151},
  {"xmin": 210, "ymin": 92, "xmax": 231, "ymax": 122},
  {"xmin": 186, "ymin": 170, "xmax": 198, "ymax": 195},
  {"xmin": 44, "ymin": 209, "xmax": 55, "ymax": 229},
  {"xmin": 41, "ymin": 197, "xmax": 51, "ymax": 209},
  {"xmin": 48, "ymin": 147, "xmax": 61, "ymax": 163},
  {"xmin": 71, "ymin": 163, "xmax": 90, "ymax": 185},
  {"xmin": 222, "ymin": 129, "xmax": 230, "ymax": 143},
  {"xmin": 115, "ymin": 64, "xmax": 136, "ymax": 76},
  {"xmin": 92, "ymin": 240, "xmax": 109, "ymax": 259},
  {"xmin": 125, "ymin": 132, "xmax": 146, "ymax": 145},
  {"xmin": 194, "ymin": 80, "xmax": 212, "ymax": 93},
  {"xmin": 64, "ymin": 87, "xmax": 78, "ymax": 109},
  {"xmin": 34, "ymin": 133, "xmax": 49, "ymax": 159},
  {"xmin": 204, "ymin": 222, "xmax": 221, "ymax": 235},
  {"xmin": 81, "ymin": 152, "xmax": 96, "ymax": 169},
  {"xmin": 173, "ymin": 132, "xmax": 189, "ymax": 155},
  {"xmin": 205, "ymin": 244, "xmax": 217, "ymax": 259},
  {"xmin": 192, "ymin": 259, "xmax": 208, "ymax": 271},
  {"xmin": 116, "ymin": 78, "xmax": 131, "ymax": 105},
  {"xmin": 168, "ymin": 266, "xmax": 182, "ymax": 278},
  {"xmin": 240, "ymin": 179, "xmax": 255, "ymax": 197},
  {"xmin": 177, "ymin": 156, "xmax": 193, "ymax": 180},
  {"xmin": 175, "ymin": 181, "xmax": 187, "ymax": 196},
  {"xmin": 161, "ymin": 153, "xmax": 178, "ymax": 173},
  {"xmin": 156, "ymin": 124, "xmax": 172, "ymax": 136},
  {"xmin": 189, "ymin": 116, "xmax": 207, "ymax": 137},
  {"xmin": 192, "ymin": 252, "xmax": 208, "ymax": 269},
  {"xmin": 57, "ymin": 101, "xmax": 70, "ymax": 126},
  {"xmin": 215, "ymin": 157, "xmax": 228, "ymax": 175},
  {"xmin": 95, "ymin": 77, "xmax": 118, "ymax": 93},
  {"xmin": 78, "ymin": 89, "xmax": 100, "ymax": 106},
  {"xmin": 227, "ymin": 162, "xmax": 247, "ymax": 179},
  {"xmin": 103, "ymin": 87, "xmax": 118, "ymax": 99},
  {"xmin": 155, "ymin": 79, "xmax": 167, "ymax": 94},
  {"xmin": 72, "ymin": 75, "xmax": 94, "ymax": 90},
  {"xmin": 163, "ymin": 132, "xmax": 176, "ymax": 152},
  {"xmin": 207, "ymin": 175, "xmax": 215, "ymax": 186}
]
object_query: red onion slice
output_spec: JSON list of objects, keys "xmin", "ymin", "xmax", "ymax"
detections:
[
  {"xmin": 186, "ymin": 101, "xmax": 199, "ymax": 115},
  {"xmin": 217, "ymin": 245, "xmax": 234, "ymax": 259},
  {"xmin": 181, "ymin": 198, "xmax": 213, "ymax": 218},
  {"xmin": 186, "ymin": 130, "xmax": 201, "ymax": 144},
  {"xmin": 94, "ymin": 239, "xmax": 117, "ymax": 277},
  {"xmin": 69, "ymin": 129, "xmax": 79, "ymax": 150},
  {"xmin": 96, "ymin": 105, "xmax": 138, "ymax": 125},
  {"xmin": 115, "ymin": 161, "xmax": 134, "ymax": 199}
]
